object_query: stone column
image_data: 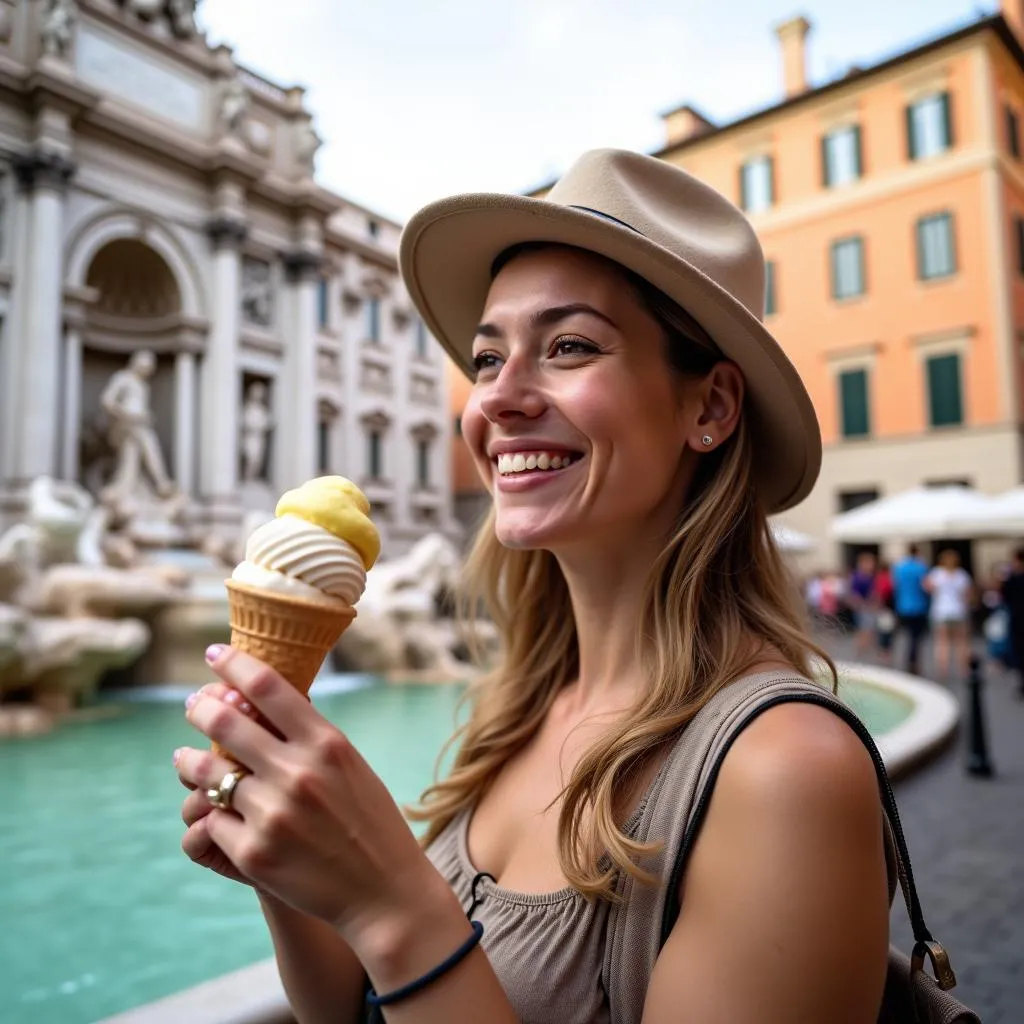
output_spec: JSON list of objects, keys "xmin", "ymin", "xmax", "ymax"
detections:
[
  {"xmin": 276, "ymin": 250, "xmax": 321, "ymax": 489},
  {"xmin": 175, "ymin": 350, "xmax": 197, "ymax": 496},
  {"xmin": 60, "ymin": 325, "xmax": 82, "ymax": 482},
  {"xmin": 199, "ymin": 215, "xmax": 246, "ymax": 509},
  {"xmin": 9, "ymin": 151, "xmax": 74, "ymax": 483},
  {"xmin": 0, "ymin": 186, "xmax": 32, "ymax": 486}
]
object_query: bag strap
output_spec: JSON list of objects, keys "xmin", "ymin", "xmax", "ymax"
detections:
[{"xmin": 657, "ymin": 688, "xmax": 956, "ymax": 989}]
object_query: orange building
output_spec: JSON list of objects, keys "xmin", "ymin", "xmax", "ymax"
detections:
[{"xmin": 449, "ymin": 4, "xmax": 1024, "ymax": 568}]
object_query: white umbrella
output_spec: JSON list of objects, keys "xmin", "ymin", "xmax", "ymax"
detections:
[
  {"xmin": 770, "ymin": 522, "xmax": 817, "ymax": 553},
  {"xmin": 829, "ymin": 486, "xmax": 995, "ymax": 542},
  {"xmin": 948, "ymin": 485, "xmax": 1024, "ymax": 537}
]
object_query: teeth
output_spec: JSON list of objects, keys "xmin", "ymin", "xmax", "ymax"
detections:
[{"xmin": 496, "ymin": 451, "xmax": 578, "ymax": 475}]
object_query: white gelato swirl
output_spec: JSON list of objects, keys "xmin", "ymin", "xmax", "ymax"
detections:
[{"xmin": 231, "ymin": 514, "xmax": 367, "ymax": 606}]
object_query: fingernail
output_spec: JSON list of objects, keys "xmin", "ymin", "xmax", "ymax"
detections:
[
  {"xmin": 225, "ymin": 691, "xmax": 253, "ymax": 715},
  {"xmin": 172, "ymin": 748, "xmax": 182, "ymax": 766},
  {"xmin": 205, "ymin": 644, "xmax": 228, "ymax": 664},
  {"xmin": 185, "ymin": 692, "xmax": 199, "ymax": 710}
]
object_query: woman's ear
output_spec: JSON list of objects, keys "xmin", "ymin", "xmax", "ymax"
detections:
[{"xmin": 686, "ymin": 362, "xmax": 744, "ymax": 453}]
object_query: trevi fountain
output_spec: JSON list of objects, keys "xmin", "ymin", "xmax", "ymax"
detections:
[{"xmin": 0, "ymin": 349, "xmax": 476, "ymax": 738}]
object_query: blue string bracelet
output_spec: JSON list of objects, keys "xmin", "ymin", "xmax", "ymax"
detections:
[{"xmin": 365, "ymin": 920, "xmax": 485, "ymax": 1008}]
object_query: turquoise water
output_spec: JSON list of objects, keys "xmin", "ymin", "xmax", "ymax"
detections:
[{"xmin": 0, "ymin": 677, "xmax": 911, "ymax": 1024}]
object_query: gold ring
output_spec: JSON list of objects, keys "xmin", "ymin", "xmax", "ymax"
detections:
[{"xmin": 206, "ymin": 767, "xmax": 249, "ymax": 811}]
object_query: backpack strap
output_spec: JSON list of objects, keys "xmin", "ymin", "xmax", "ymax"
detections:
[{"xmin": 602, "ymin": 672, "xmax": 953, "ymax": 1024}]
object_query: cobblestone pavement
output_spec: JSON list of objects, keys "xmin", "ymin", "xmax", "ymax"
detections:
[{"xmin": 821, "ymin": 628, "xmax": 1023, "ymax": 1024}]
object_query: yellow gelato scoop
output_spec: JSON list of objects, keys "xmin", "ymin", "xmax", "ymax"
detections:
[{"xmin": 275, "ymin": 476, "xmax": 381, "ymax": 570}]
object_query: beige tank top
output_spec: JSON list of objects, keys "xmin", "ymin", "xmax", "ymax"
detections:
[{"xmin": 425, "ymin": 671, "xmax": 897, "ymax": 1024}]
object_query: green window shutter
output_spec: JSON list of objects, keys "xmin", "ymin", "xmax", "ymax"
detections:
[
  {"xmin": 829, "ymin": 242, "xmax": 839, "ymax": 298},
  {"xmin": 915, "ymin": 217, "xmax": 926, "ymax": 279},
  {"xmin": 941, "ymin": 91, "xmax": 954, "ymax": 149},
  {"xmin": 856, "ymin": 237, "xmax": 865, "ymax": 294},
  {"xmin": 853, "ymin": 125, "xmax": 863, "ymax": 177},
  {"xmin": 821, "ymin": 134, "xmax": 830, "ymax": 187},
  {"xmin": 765, "ymin": 260, "xmax": 776, "ymax": 315},
  {"xmin": 739, "ymin": 163, "xmax": 748, "ymax": 210},
  {"xmin": 927, "ymin": 353, "xmax": 963, "ymax": 427},
  {"xmin": 766, "ymin": 156, "xmax": 775, "ymax": 205},
  {"xmin": 906, "ymin": 104, "xmax": 917, "ymax": 160},
  {"xmin": 839, "ymin": 368, "xmax": 870, "ymax": 438}
]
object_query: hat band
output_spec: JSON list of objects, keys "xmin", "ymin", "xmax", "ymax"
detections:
[{"xmin": 568, "ymin": 205, "xmax": 642, "ymax": 236}]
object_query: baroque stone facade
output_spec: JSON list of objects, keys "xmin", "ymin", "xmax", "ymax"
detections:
[{"xmin": 0, "ymin": 0, "xmax": 457, "ymax": 556}]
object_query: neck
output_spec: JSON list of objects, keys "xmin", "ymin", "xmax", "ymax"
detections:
[{"xmin": 554, "ymin": 535, "xmax": 663, "ymax": 711}]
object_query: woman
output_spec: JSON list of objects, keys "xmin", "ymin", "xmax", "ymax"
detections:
[
  {"xmin": 926, "ymin": 548, "xmax": 974, "ymax": 680},
  {"xmin": 174, "ymin": 150, "xmax": 891, "ymax": 1022}
]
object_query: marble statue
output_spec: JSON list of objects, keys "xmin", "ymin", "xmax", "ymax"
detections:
[
  {"xmin": 126, "ymin": 0, "xmax": 164, "ymax": 16},
  {"xmin": 40, "ymin": 0, "xmax": 76, "ymax": 60},
  {"xmin": 166, "ymin": 0, "xmax": 197, "ymax": 37},
  {"xmin": 99, "ymin": 350, "xmax": 177, "ymax": 508},
  {"xmin": 295, "ymin": 121, "xmax": 322, "ymax": 176},
  {"xmin": 240, "ymin": 381, "xmax": 273, "ymax": 483},
  {"xmin": 241, "ymin": 258, "xmax": 273, "ymax": 326},
  {"xmin": 220, "ymin": 77, "xmax": 250, "ymax": 138}
]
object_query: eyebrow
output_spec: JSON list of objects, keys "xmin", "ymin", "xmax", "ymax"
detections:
[{"xmin": 474, "ymin": 302, "xmax": 620, "ymax": 339}]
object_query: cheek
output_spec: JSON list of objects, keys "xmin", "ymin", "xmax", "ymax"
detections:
[{"xmin": 460, "ymin": 396, "xmax": 491, "ymax": 466}]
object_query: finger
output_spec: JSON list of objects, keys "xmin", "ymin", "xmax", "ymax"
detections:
[
  {"xmin": 205, "ymin": 646, "xmax": 315, "ymax": 742},
  {"xmin": 205, "ymin": 809, "xmax": 261, "ymax": 878},
  {"xmin": 174, "ymin": 746, "xmax": 260, "ymax": 816},
  {"xmin": 185, "ymin": 688, "xmax": 282, "ymax": 774},
  {"xmin": 182, "ymin": 788, "xmax": 214, "ymax": 827},
  {"xmin": 198, "ymin": 680, "xmax": 258, "ymax": 718},
  {"xmin": 182, "ymin": 816, "xmax": 216, "ymax": 863}
]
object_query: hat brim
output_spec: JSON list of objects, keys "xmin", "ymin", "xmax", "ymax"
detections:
[{"xmin": 399, "ymin": 193, "xmax": 821, "ymax": 514}]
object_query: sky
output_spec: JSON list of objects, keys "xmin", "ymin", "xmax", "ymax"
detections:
[{"xmin": 199, "ymin": 0, "xmax": 1001, "ymax": 222}]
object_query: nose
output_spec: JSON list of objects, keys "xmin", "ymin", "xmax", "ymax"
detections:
[{"xmin": 478, "ymin": 358, "xmax": 547, "ymax": 424}]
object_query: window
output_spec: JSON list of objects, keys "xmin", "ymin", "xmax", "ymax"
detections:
[
  {"xmin": 830, "ymin": 237, "xmax": 865, "ymax": 299},
  {"xmin": 1016, "ymin": 216, "xmax": 1024, "ymax": 276},
  {"xmin": 415, "ymin": 318, "xmax": 429, "ymax": 358},
  {"xmin": 822, "ymin": 125, "xmax": 862, "ymax": 187},
  {"xmin": 1008, "ymin": 105, "xmax": 1021, "ymax": 159},
  {"xmin": 416, "ymin": 439, "xmax": 431, "ymax": 488},
  {"xmin": 367, "ymin": 429, "xmax": 383, "ymax": 478},
  {"xmin": 739, "ymin": 156, "xmax": 774, "ymax": 214},
  {"xmin": 366, "ymin": 297, "xmax": 380, "ymax": 342},
  {"xmin": 317, "ymin": 418, "xmax": 331, "ymax": 473},
  {"xmin": 926, "ymin": 352, "xmax": 963, "ymax": 427},
  {"xmin": 906, "ymin": 92, "xmax": 953, "ymax": 161},
  {"xmin": 317, "ymin": 276, "xmax": 329, "ymax": 329},
  {"xmin": 838, "ymin": 367, "xmax": 870, "ymax": 438},
  {"xmin": 916, "ymin": 212, "xmax": 956, "ymax": 280},
  {"xmin": 454, "ymin": 415, "xmax": 462, "ymax": 436},
  {"xmin": 764, "ymin": 260, "xmax": 777, "ymax": 316}
]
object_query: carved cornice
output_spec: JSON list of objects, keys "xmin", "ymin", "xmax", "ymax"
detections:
[
  {"xmin": 282, "ymin": 248, "xmax": 324, "ymax": 283},
  {"xmin": 206, "ymin": 215, "xmax": 249, "ymax": 251},
  {"xmin": 13, "ymin": 150, "xmax": 76, "ymax": 194}
]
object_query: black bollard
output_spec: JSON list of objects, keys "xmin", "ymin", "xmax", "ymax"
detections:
[{"xmin": 965, "ymin": 655, "xmax": 994, "ymax": 778}]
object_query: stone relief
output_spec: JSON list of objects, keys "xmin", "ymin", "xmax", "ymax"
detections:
[
  {"xmin": 40, "ymin": 0, "xmax": 76, "ymax": 60},
  {"xmin": 122, "ymin": 0, "xmax": 197, "ymax": 38},
  {"xmin": 359, "ymin": 361, "xmax": 392, "ymax": 395},
  {"xmin": 317, "ymin": 349, "xmax": 341, "ymax": 381},
  {"xmin": 241, "ymin": 256, "xmax": 273, "ymax": 326},
  {"xmin": 239, "ymin": 380, "xmax": 273, "ymax": 483},
  {"xmin": 410, "ymin": 374, "xmax": 438, "ymax": 404}
]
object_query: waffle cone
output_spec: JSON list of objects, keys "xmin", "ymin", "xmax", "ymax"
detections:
[{"xmin": 212, "ymin": 579, "xmax": 355, "ymax": 758}]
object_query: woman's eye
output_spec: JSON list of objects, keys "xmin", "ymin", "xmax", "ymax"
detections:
[
  {"xmin": 551, "ymin": 337, "xmax": 598, "ymax": 358},
  {"xmin": 472, "ymin": 352, "xmax": 503, "ymax": 378}
]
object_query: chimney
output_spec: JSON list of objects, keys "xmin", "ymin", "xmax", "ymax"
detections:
[
  {"xmin": 1003, "ymin": 1, "xmax": 1024, "ymax": 43},
  {"xmin": 662, "ymin": 105, "xmax": 716, "ymax": 147},
  {"xmin": 774, "ymin": 15, "xmax": 812, "ymax": 98}
]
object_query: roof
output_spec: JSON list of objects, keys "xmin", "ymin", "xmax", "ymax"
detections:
[{"xmin": 526, "ymin": 13, "xmax": 1024, "ymax": 196}]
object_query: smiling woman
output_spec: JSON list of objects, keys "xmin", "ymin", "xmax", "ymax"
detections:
[{"xmin": 174, "ymin": 149, "xmax": 974, "ymax": 1024}]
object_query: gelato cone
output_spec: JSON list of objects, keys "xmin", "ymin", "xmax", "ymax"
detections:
[{"xmin": 213, "ymin": 477, "xmax": 380, "ymax": 759}]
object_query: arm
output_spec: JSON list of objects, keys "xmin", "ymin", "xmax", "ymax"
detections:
[
  {"xmin": 257, "ymin": 892, "xmax": 367, "ymax": 1024},
  {"xmin": 642, "ymin": 704, "xmax": 890, "ymax": 1024}
]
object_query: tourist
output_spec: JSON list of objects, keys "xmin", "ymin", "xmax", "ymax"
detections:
[
  {"xmin": 1000, "ymin": 548, "xmax": 1024, "ymax": 695},
  {"xmin": 174, "ymin": 150, "xmax": 893, "ymax": 1020},
  {"xmin": 925, "ymin": 548, "xmax": 975, "ymax": 681},
  {"xmin": 874, "ymin": 561, "xmax": 896, "ymax": 664},
  {"xmin": 891, "ymin": 543, "xmax": 931, "ymax": 676},
  {"xmin": 847, "ymin": 551, "xmax": 878, "ymax": 655}
]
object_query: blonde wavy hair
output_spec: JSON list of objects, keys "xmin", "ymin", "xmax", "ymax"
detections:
[{"xmin": 408, "ymin": 244, "xmax": 836, "ymax": 900}]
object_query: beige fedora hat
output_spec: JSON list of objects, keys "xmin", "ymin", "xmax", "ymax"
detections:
[{"xmin": 399, "ymin": 148, "xmax": 821, "ymax": 513}]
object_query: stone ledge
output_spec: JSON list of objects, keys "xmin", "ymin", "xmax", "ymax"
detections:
[{"xmin": 98, "ymin": 958, "xmax": 293, "ymax": 1024}]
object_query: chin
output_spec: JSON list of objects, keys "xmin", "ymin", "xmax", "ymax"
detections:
[{"xmin": 493, "ymin": 510, "xmax": 575, "ymax": 551}]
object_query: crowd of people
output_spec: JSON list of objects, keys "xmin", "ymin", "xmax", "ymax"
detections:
[{"xmin": 804, "ymin": 544, "xmax": 1024, "ymax": 692}]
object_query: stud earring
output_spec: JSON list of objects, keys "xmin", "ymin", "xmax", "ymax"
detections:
[{"xmin": 701, "ymin": 435, "xmax": 714, "ymax": 447}]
